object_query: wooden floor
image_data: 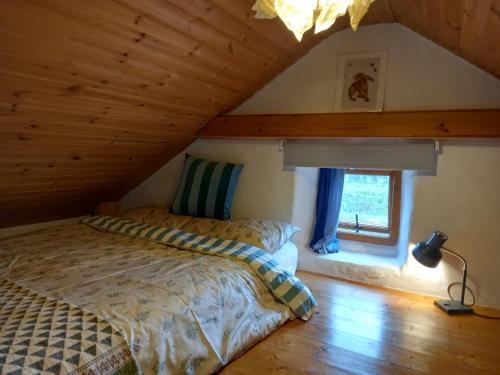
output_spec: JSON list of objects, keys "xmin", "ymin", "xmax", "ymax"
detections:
[{"xmin": 220, "ymin": 271, "xmax": 500, "ymax": 375}]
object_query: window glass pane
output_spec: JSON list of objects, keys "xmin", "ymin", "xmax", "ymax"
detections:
[{"xmin": 339, "ymin": 173, "xmax": 390, "ymax": 228}]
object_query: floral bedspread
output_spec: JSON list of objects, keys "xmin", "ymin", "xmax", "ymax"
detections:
[
  {"xmin": 82, "ymin": 216, "xmax": 317, "ymax": 321},
  {"xmin": 0, "ymin": 223, "xmax": 293, "ymax": 374}
]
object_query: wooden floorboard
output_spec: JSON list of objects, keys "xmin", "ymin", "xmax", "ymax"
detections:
[{"xmin": 220, "ymin": 271, "xmax": 500, "ymax": 375}]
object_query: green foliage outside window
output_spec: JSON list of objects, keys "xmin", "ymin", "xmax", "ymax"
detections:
[{"xmin": 339, "ymin": 174, "xmax": 390, "ymax": 228}]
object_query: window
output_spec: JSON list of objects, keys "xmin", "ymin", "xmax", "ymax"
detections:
[{"xmin": 337, "ymin": 169, "xmax": 401, "ymax": 245}]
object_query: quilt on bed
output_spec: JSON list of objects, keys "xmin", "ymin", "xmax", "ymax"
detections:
[
  {"xmin": 0, "ymin": 218, "xmax": 316, "ymax": 374},
  {"xmin": 0, "ymin": 278, "xmax": 137, "ymax": 375},
  {"xmin": 82, "ymin": 216, "xmax": 317, "ymax": 321}
]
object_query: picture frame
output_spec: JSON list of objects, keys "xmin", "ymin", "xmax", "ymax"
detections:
[{"xmin": 334, "ymin": 50, "xmax": 389, "ymax": 112}]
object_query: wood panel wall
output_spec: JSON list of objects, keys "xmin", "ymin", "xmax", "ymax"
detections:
[
  {"xmin": 0, "ymin": 0, "xmax": 498, "ymax": 227},
  {"xmin": 388, "ymin": 0, "xmax": 500, "ymax": 78},
  {"xmin": 0, "ymin": 0, "xmax": 357, "ymax": 227}
]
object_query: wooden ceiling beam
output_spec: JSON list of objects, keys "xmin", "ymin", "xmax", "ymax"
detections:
[{"xmin": 198, "ymin": 110, "xmax": 500, "ymax": 139}]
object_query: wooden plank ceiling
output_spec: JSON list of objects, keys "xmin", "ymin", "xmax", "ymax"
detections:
[{"xmin": 0, "ymin": 0, "xmax": 499, "ymax": 227}]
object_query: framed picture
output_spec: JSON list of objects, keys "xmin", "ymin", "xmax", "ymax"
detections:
[{"xmin": 334, "ymin": 50, "xmax": 388, "ymax": 112}]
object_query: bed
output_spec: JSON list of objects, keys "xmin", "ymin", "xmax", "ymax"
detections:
[{"xmin": 0, "ymin": 208, "xmax": 315, "ymax": 375}]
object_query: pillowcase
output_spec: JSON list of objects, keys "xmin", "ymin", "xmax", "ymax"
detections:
[
  {"xmin": 120, "ymin": 205, "xmax": 192, "ymax": 228},
  {"xmin": 171, "ymin": 154, "xmax": 243, "ymax": 220},
  {"xmin": 180, "ymin": 216, "xmax": 300, "ymax": 254},
  {"xmin": 121, "ymin": 206, "xmax": 300, "ymax": 254}
]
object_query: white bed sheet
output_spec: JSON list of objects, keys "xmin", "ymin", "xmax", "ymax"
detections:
[{"xmin": 272, "ymin": 240, "xmax": 299, "ymax": 275}]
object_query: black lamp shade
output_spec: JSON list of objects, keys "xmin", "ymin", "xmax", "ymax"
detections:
[
  {"xmin": 411, "ymin": 231, "xmax": 473, "ymax": 315},
  {"xmin": 412, "ymin": 231, "xmax": 448, "ymax": 268}
]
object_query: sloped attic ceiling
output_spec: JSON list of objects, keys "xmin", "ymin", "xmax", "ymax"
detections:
[{"xmin": 0, "ymin": 0, "xmax": 499, "ymax": 228}]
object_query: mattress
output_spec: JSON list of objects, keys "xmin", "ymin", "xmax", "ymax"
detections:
[
  {"xmin": 272, "ymin": 241, "xmax": 299, "ymax": 275},
  {"xmin": 0, "ymin": 223, "xmax": 295, "ymax": 374}
]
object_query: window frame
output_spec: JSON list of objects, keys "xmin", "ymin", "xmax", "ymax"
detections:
[{"xmin": 337, "ymin": 169, "xmax": 402, "ymax": 246}]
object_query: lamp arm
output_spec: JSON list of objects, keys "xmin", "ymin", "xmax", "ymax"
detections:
[
  {"xmin": 442, "ymin": 246, "xmax": 468, "ymax": 305},
  {"xmin": 441, "ymin": 246, "xmax": 467, "ymax": 270}
]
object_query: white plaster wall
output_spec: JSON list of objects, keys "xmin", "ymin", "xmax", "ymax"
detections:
[
  {"xmin": 122, "ymin": 152, "xmax": 186, "ymax": 211},
  {"xmin": 122, "ymin": 24, "xmax": 500, "ymax": 307},
  {"xmin": 296, "ymin": 145, "xmax": 500, "ymax": 306},
  {"xmin": 123, "ymin": 139, "xmax": 295, "ymax": 222},
  {"xmin": 291, "ymin": 167, "xmax": 319, "ymax": 259},
  {"xmin": 409, "ymin": 143, "xmax": 500, "ymax": 306},
  {"xmin": 234, "ymin": 24, "xmax": 500, "ymax": 113},
  {"xmin": 231, "ymin": 23, "xmax": 500, "ymax": 307}
]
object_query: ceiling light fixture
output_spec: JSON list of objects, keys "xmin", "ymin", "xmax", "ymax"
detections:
[{"xmin": 253, "ymin": 0, "xmax": 375, "ymax": 41}]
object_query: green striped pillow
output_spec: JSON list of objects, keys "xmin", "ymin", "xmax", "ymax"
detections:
[{"xmin": 171, "ymin": 155, "xmax": 243, "ymax": 220}]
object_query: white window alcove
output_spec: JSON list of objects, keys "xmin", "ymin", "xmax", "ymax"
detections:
[{"xmin": 287, "ymin": 140, "xmax": 435, "ymax": 272}]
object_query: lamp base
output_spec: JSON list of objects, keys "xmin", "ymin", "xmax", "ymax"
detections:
[{"xmin": 434, "ymin": 300, "xmax": 473, "ymax": 315}]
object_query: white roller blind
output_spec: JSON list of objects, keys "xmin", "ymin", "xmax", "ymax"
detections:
[{"xmin": 283, "ymin": 141, "xmax": 436, "ymax": 171}]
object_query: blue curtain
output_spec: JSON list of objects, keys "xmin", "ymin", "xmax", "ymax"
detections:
[{"xmin": 310, "ymin": 168, "xmax": 346, "ymax": 254}]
